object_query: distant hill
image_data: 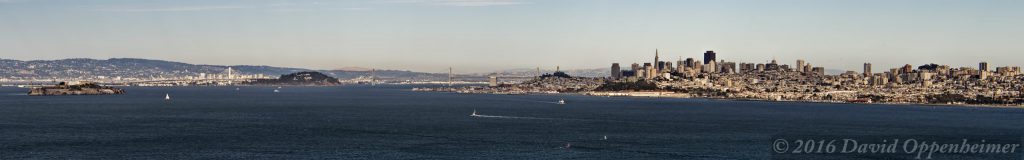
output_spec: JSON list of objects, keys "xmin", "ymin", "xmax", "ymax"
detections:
[
  {"xmin": 0, "ymin": 58, "xmax": 461, "ymax": 81},
  {"xmin": 0, "ymin": 58, "xmax": 612, "ymax": 81},
  {"xmin": 0, "ymin": 58, "xmax": 308, "ymax": 79}
]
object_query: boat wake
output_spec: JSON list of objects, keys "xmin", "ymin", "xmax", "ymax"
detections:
[{"xmin": 471, "ymin": 114, "xmax": 555, "ymax": 120}]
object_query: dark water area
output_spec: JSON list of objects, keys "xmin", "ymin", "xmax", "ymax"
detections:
[{"xmin": 0, "ymin": 85, "xmax": 1022, "ymax": 159}]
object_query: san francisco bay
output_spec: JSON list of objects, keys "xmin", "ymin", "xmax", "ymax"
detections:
[{"xmin": 1, "ymin": 85, "xmax": 1022, "ymax": 159}]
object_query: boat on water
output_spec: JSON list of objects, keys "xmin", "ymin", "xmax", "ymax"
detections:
[
  {"xmin": 273, "ymin": 89, "xmax": 280, "ymax": 93},
  {"xmin": 470, "ymin": 110, "xmax": 479, "ymax": 117},
  {"xmin": 557, "ymin": 99, "xmax": 566, "ymax": 105},
  {"xmin": 165, "ymin": 94, "xmax": 170, "ymax": 100}
]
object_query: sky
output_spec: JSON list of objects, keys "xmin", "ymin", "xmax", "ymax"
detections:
[{"xmin": 1, "ymin": 0, "xmax": 1022, "ymax": 73}]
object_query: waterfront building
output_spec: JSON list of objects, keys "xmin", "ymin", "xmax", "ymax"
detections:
[
  {"xmin": 611, "ymin": 63, "xmax": 622, "ymax": 80},
  {"xmin": 488, "ymin": 75, "xmax": 498, "ymax": 87}
]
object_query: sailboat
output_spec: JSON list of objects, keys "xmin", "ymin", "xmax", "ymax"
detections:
[
  {"xmin": 273, "ymin": 89, "xmax": 280, "ymax": 93},
  {"xmin": 602, "ymin": 135, "xmax": 608, "ymax": 140},
  {"xmin": 470, "ymin": 110, "xmax": 479, "ymax": 117},
  {"xmin": 164, "ymin": 94, "xmax": 170, "ymax": 100},
  {"xmin": 557, "ymin": 99, "xmax": 566, "ymax": 105}
]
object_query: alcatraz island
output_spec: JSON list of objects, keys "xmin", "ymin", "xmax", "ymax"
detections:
[{"xmin": 416, "ymin": 50, "xmax": 1024, "ymax": 106}]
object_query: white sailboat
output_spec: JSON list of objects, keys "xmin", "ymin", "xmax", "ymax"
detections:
[
  {"xmin": 470, "ymin": 110, "xmax": 479, "ymax": 117},
  {"xmin": 602, "ymin": 135, "xmax": 608, "ymax": 140},
  {"xmin": 164, "ymin": 94, "xmax": 170, "ymax": 100},
  {"xmin": 557, "ymin": 99, "xmax": 566, "ymax": 105}
]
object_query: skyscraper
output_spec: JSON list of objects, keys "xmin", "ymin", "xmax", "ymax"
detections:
[
  {"xmin": 863, "ymin": 63, "xmax": 872, "ymax": 76},
  {"xmin": 654, "ymin": 49, "xmax": 660, "ymax": 73},
  {"xmin": 979, "ymin": 62, "xmax": 989, "ymax": 71},
  {"xmin": 796, "ymin": 59, "xmax": 805, "ymax": 73},
  {"xmin": 611, "ymin": 63, "xmax": 622, "ymax": 80},
  {"xmin": 676, "ymin": 57, "xmax": 685, "ymax": 72},
  {"xmin": 703, "ymin": 50, "xmax": 716, "ymax": 64},
  {"xmin": 685, "ymin": 58, "xmax": 695, "ymax": 68}
]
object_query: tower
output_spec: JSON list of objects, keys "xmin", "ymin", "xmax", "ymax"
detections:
[
  {"xmin": 703, "ymin": 50, "xmax": 716, "ymax": 65},
  {"xmin": 611, "ymin": 63, "xmax": 622, "ymax": 80},
  {"xmin": 796, "ymin": 60, "xmax": 805, "ymax": 73},
  {"xmin": 979, "ymin": 62, "xmax": 989, "ymax": 71},
  {"xmin": 654, "ymin": 49, "xmax": 660, "ymax": 73},
  {"xmin": 448, "ymin": 67, "xmax": 453, "ymax": 87},
  {"xmin": 863, "ymin": 63, "xmax": 872, "ymax": 76}
]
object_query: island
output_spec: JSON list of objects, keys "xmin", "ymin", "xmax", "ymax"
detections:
[
  {"xmin": 244, "ymin": 71, "xmax": 342, "ymax": 86},
  {"xmin": 28, "ymin": 82, "xmax": 126, "ymax": 96}
]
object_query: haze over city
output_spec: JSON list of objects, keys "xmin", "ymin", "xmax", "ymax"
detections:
[{"xmin": 1, "ymin": 0, "xmax": 1022, "ymax": 73}]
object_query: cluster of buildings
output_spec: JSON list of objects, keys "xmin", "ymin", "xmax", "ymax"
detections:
[
  {"xmin": 605, "ymin": 50, "xmax": 1024, "ymax": 105},
  {"xmin": 610, "ymin": 50, "xmax": 829, "ymax": 81},
  {"xmin": 1, "ymin": 67, "xmax": 274, "ymax": 86}
]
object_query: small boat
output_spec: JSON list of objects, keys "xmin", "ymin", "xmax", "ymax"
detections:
[
  {"xmin": 165, "ymin": 94, "xmax": 170, "ymax": 100},
  {"xmin": 470, "ymin": 110, "xmax": 479, "ymax": 117},
  {"xmin": 273, "ymin": 89, "xmax": 280, "ymax": 93},
  {"xmin": 557, "ymin": 99, "xmax": 566, "ymax": 105},
  {"xmin": 602, "ymin": 135, "xmax": 608, "ymax": 140},
  {"xmin": 235, "ymin": 88, "xmax": 240, "ymax": 91},
  {"xmin": 565, "ymin": 143, "xmax": 572, "ymax": 149}
]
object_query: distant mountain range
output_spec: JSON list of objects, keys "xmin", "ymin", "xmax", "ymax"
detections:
[{"xmin": 0, "ymin": 58, "xmax": 450, "ymax": 80}]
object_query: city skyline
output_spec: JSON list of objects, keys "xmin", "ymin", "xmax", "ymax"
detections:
[{"xmin": 2, "ymin": 0, "xmax": 1023, "ymax": 72}]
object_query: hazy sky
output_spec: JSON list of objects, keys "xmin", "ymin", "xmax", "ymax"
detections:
[{"xmin": 1, "ymin": 0, "xmax": 1022, "ymax": 73}]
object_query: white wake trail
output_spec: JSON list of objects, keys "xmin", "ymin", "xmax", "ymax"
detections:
[{"xmin": 471, "ymin": 114, "xmax": 555, "ymax": 120}]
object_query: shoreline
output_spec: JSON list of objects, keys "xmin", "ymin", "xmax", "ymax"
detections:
[{"xmin": 421, "ymin": 90, "xmax": 1024, "ymax": 109}]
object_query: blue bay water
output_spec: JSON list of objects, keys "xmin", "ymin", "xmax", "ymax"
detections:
[{"xmin": 0, "ymin": 85, "xmax": 1022, "ymax": 159}]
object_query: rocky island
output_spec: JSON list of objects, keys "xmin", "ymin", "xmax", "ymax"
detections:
[
  {"xmin": 245, "ymin": 71, "xmax": 342, "ymax": 86},
  {"xmin": 28, "ymin": 82, "xmax": 126, "ymax": 96}
]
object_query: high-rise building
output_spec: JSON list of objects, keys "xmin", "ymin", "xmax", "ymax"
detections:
[
  {"xmin": 685, "ymin": 58, "xmax": 695, "ymax": 68},
  {"xmin": 703, "ymin": 50, "xmax": 716, "ymax": 64},
  {"xmin": 863, "ymin": 63, "xmax": 872, "ymax": 76},
  {"xmin": 654, "ymin": 49, "xmax": 660, "ymax": 73},
  {"xmin": 900, "ymin": 64, "xmax": 913, "ymax": 74},
  {"xmin": 765, "ymin": 59, "xmax": 779, "ymax": 71},
  {"xmin": 979, "ymin": 62, "xmax": 989, "ymax": 71},
  {"xmin": 796, "ymin": 60, "xmax": 805, "ymax": 73},
  {"xmin": 657, "ymin": 61, "xmax": 666, "ymax": 73},
  {"xmin": 665, "ymin": 62, "xmax": 674, "ymax": 72},
  {"xmin": 804, "ymin": 64, "xmax": 813, "ymax": 74},
  {"xmin": 676, "ymin": 57, "xmax": 685, "ymax": 72},
  {"xmin": 611, "ymin": 63, "xmax": 622, "ymax": 80},
  {"xmin": 488, "ymin": 75, "xmax": 498, "ymax": 87}
]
